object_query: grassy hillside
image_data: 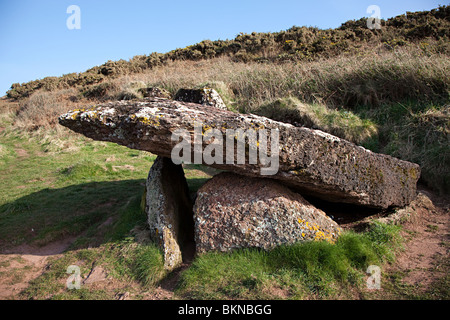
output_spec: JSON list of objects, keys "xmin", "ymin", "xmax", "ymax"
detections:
[{"xmin": 6, "ymin": 5, "xmax": 449, "ymax": 101}]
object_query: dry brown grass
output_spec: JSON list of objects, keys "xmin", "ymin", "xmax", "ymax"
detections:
[
  {"xmin": 69, "ymin": 46, "xmax": 449, "ymax": 111},
  {"xmin": 14, "ymin": 88, "xmax": 85, "ymax": 130}
]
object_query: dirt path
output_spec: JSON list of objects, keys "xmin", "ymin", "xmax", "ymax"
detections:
[
  {"xmin": 395, "ymin": 212, "xmax": 448, "ymax": 290},
  {"xmin": 0, "ymin": 237, "xmax": 75, "ymax": 299},
  {"xmin": 382, "ymin": 190, "xmax": 449, "ymax": 297}
]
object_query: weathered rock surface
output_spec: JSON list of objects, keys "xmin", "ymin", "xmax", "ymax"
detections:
[
  {"xmin": 145, "ymin": 156, "xmax": 194, "ymax": 270},
  {"xmin": 59, "ymin": 98, "xmax": 420, "ymax": 209},
  {"xmin": 194, "ymin": 172, "xmax": 342, "ymax": 253},
  {"xmin": 174, "ymin": 88, "xmax": 227, "ymax": 110},
  {"xmin": 138, "ymin": 87, "xmax": 171, "ymax": 99}
]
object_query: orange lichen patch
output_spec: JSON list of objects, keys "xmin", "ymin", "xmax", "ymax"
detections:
[
  {"xmin": 297, "ymin": 216, "xmax": 338, "ymax": 243},
  {"xmin": 202, "ymin": 124, "xmax": 213, "ymax": 134},
  {"xmin": 129, "ymin": 114, "xmax": 161, "ymax": 126}
]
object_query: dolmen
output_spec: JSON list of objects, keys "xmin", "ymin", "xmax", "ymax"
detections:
[{"xmin": 59, "ymin": 91, "xmax": 420, "ymax": 270}]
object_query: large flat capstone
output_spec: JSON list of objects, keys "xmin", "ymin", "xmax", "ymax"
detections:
[{"xmin": 59, "ymin": 98, "xmax": 420, "ymax": 209}]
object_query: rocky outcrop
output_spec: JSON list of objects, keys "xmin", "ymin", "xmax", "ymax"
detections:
[
  {"xmin": 138, "ymin": 87, "xmax": 171, "ymax": 99},
  {"xmin": 59, "ymin": 98, "xmax": 420, "ymax": 209},
  {"xmin": 194, "ymin": 172, "xmax": 342, "ymax": 253},
  {"xmin": 174, "ymin": 88, "xmax": 227, "ymax": 110},
  {"xmin": 145, "ymin": 156, "xmax": 194, "ymax": 270}
]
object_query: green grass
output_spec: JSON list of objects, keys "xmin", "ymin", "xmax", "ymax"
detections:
[
  {"xmin": 0, "ymin": 132, "xmax": 150, "ymax": 248},
  {"xmin": 19, "ymin": 239, "xmax": 165, "ymax": 300},
  {"xmin": 253, "ymin": 97, "xmax": 378, "ymax": 144},
  {"xmin": 358, "ymin": 101, "xmax": 449, "ymax": 194},
  {"xmin": 0, "ymin": 121, "xmax": 213, "ymax": 250},
  {"xmin": 176, "ymin": 222, "xmax": 403, "ymax": 300},
  {"xmin": 0, "ymin": 123, "xmax": 444, "ymax": 300}
]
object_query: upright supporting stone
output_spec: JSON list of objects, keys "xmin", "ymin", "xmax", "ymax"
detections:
[{"xmin": 145, "ymin": 156, "xmax": 194, "ymax": 270}]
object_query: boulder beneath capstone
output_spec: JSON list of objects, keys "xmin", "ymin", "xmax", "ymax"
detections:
[
  {"xmin": 145, "ymin": 156, "xmax": 194, "ymax": 270},
  {"xmin": 58, "ymin": 97, "xmax": 420, "ymax": 209},
  {"xmin": 194, "ymin": 172, "xmax": 342, "ymax": 253}
]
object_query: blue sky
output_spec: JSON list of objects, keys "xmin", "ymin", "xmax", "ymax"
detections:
[{"xmin": 0, "ymin": 0, "xmax": 443, "ymax": 96}]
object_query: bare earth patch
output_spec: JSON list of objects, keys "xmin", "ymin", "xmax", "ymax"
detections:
[
  {"xmin": 383, "ymin": 188, "xmax": 449, "ymax": 296},
  {"xmin": 0, "ymin": 237, "xmax": 76, "ymax": 299},
  {"xmin": 14, "ymin": 148, "xmax": 29, "ymax": 158}
]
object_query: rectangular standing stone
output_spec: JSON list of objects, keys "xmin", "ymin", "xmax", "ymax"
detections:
[{"xmin": 145, "ymin": 156, "xmax": 194, "ymax": 270}]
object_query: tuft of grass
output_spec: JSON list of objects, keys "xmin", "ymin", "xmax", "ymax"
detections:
[
  {"xmin": 253, "ymin": 97, "xmax": 378, "ymax": 144},
  {"xmin": 129, "ymin": 243, "xmax": 166, "ymax": 287},
  {"xmin": 176, "ymin": 249, "xmax": 271, "ymax": 299},
  {"xmin": 176, "ymin": 221, "xmax": 402, "ymax": 300}
]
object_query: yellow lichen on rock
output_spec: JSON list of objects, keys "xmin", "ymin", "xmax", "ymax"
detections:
[
  {"xmin": 130, "ymin": 114, "xmax": 161, "ymax": 127},
  {"xmin": 297, "ymin": 216, "xmax": 338, "ymax": 243}
]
